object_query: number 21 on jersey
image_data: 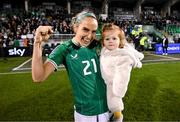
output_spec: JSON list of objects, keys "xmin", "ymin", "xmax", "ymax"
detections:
[{"xmin": 82, "ymin": 58, "xmax": 97, "ymax": 75}]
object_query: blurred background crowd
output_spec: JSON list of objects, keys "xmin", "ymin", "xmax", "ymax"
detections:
[{"xmin": 0, "ymin": 0, "xmax": 179, "ymax": 57}]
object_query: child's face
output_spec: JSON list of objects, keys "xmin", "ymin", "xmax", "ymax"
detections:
[{"xmin": 103, "ymin": 30, "xmax": 120, "ymax": 51}]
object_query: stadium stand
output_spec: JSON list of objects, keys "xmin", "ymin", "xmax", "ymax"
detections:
[{"xmin": 0, "ymin": 0, "xmax": 179, "ymax": 57}]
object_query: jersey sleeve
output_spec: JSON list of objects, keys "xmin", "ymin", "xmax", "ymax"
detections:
[{"xmin": 47, "ymin": 44, "xmax": 67, "ymax": 70}]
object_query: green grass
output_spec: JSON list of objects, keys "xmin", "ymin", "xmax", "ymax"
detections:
[
  {"xmin": 124, "ymin": 62, "xmax": 180, "ymax": 121},
  {"xmin": 0, "ymin": 57, "xmax": 30, "ymax": 72},
  {"xmin": 0, "ymin": 70, "xmax": 73, "ymax": 121},
  {"xmin": 0, "ymin": 57, "xmax": 180, "ymax": 121}
]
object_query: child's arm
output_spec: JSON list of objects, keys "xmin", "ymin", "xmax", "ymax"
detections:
[
  {"xmin": 112, "ymin": 54, "xmax": 133, "ymax": 98},
  {"xmin": 125, "ymin": 43, "xmax": 144, "ymax": 68}
]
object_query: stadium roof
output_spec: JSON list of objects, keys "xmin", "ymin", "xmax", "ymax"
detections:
[
  {"xmin": 109, "ymin": 0, "xmax": 172, "ymax": 6},
  {"xmin": 0, "ymin": 0, "xmax": 176, "ymax": 5},
  {"xmin": 0, "ymin": 0, "xmax": 179, "ymax": 11}
]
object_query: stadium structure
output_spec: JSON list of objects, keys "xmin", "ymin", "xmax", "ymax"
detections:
[
  {"xmin": 0, "ymin": 0, "xmax": 180, "ymax": 121},
  {"xmin": 0, "ymin": 0, "xmax": 180, "ymax": 56},
  {"xmin": 0, "ymin": 0, "xmax": 180, "ymax": 18}
]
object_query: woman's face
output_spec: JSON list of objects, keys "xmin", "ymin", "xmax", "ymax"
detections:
[
  {"xmin": 103, "ymin": 30, "xmax": 120, "ymax": 51},
  {"xmin": 74, "ymin": 17, "xmax": 98, "ymax": 47}
]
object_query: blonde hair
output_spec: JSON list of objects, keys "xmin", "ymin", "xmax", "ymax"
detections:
[{"xmin": 102, "ymin": 23, "xmax": 126, "ymax": 48}]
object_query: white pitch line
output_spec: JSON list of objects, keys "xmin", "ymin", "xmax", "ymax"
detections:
[
  {"xmin": 13, "ymin": 67, "xmax": 32, "ymax": 71},
  {"xmin": 11, "ymin": 57, "xmax": 65, "ymax": 72},
  {"xmin": 13, "ymin": 66, "xmax": 64, "ymax": 71},
  {"xmin": 147, "ymin": 53, "xmax": 180, "ymax": 60},
  {"xmin": 142, "ymin": 58, "xmax": 180, "ymax": 63},
  {"xmin": 13, "ymin": 65, "xmax": 65, "ymax": 71},
  {"xmin": 0, "ymin": 68, "xmax": 66, "ymax": 75},
  {"xmin": 2, "ymin": 53, "xmax": 180, "ymax": 75},
  {"xmin": 12, "ymin": 58, "xmax": 32, "ymax": 71},
  {"xmin": 0, "ymin": 71, "xmax": 31, "ymax": 75},
  {"xmin": 143, "ymin": 61, "xmax": 179, "ymax": 65},
  {"xmin": 0, "ymin": 60, "xmax": 179, "ymax": 75}
]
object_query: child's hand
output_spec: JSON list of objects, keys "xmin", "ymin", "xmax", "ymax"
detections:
[{"xmin": 136, "ymin": 62, "xmax": 142, "ymax": 68}]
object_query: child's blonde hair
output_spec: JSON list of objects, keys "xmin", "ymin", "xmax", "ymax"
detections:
[{"xmin": 102, "ymin": 23, "xmax": 126, "ymax": 48}]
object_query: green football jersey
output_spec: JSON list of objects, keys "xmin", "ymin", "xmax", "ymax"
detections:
[{"xmin": 47, "ymin": 39, "xmax": 108, "ymax": 115}]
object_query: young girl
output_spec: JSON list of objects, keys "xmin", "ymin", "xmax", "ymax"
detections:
[{"xmin": 100, "ymin": 23, "xmax": 144, "ymax": 121}]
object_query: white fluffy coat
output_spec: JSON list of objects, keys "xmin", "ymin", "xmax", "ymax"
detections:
[{"xmin": 100, "ymin": 43, "xmax": 144, "ymax": 112}]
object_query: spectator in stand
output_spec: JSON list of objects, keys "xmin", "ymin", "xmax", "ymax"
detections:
[
  {"xmin": 0, "ymin": 5, "xmax": 179, "ymax": 51},
  {"xmin": 0, "ymin": 35, "xmax": 7, "ymax": 61}
]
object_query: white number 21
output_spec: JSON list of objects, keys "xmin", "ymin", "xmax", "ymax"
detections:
[{"xmin": 82, "ymin": 59, "xmax": 97, "ymax": 75}]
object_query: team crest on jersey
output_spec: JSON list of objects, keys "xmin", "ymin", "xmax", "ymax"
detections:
[
  {"xmin": 70, "ymin": 54, "xmax": 78, "ymax": 59},
  {"xmin": 96, "ymin": 49, "xmax": 101, "ymax": 56}
]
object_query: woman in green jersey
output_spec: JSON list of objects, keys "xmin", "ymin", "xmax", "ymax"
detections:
[{"xmin": 32, "ymin": 10, "xmax": 109, "ymax": 122}]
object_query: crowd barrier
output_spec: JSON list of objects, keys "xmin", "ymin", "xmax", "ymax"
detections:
[
  {"xmin": 0, "ymin": 47, "xmax": 32, "ymax": 57},
  {"xmin": 155, "ymin": 43, "xmax": 180, "ymax": 54},
  {"xmin": 0, "ymin": 34, "xmax": 74, "ymax": 57}
]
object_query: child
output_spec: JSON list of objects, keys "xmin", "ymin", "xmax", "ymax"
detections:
[{"xmin": 100, "ymin": 23, "xmax": 144, "ymax": 121}]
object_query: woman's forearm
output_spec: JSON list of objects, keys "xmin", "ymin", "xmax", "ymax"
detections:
[{"xmin": 32, "ymin": 43, "xmax": 45, "ymax": 82}]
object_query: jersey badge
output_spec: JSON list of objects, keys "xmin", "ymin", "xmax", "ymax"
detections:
[
  {"xmin": 96, "ymin": 48, "xmax": 101, "ymax": 56},
  {"xmin": 70, "ymin": 54, "xmax": 78, "ymax": 59}
]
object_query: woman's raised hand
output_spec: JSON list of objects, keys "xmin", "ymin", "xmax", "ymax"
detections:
[{"xmin": 34, "ymin": 26, "xmax": 53, "ymax": 44}]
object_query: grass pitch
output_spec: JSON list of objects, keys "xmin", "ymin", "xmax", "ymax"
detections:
[{"xmin": 0, "ymin": 56, "xmax": 180, "ymax": 121}]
